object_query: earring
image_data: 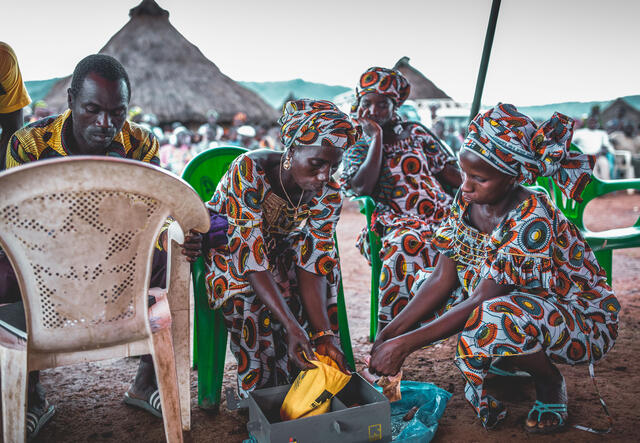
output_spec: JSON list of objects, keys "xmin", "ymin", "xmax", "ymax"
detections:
[{"xmin": 283, "ymin": 154, "xmax": 292, "ymax": 170}]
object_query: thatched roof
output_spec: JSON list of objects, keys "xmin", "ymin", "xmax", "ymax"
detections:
[
  {"xmin": 602, "ymin": 98, "xmax": 640, "ymax": 129},
  {"xmin": 393, "ymin": 57, "xmax": 450, "ymax": 100},
  {"xmin": 44, "ymin": 0, "xmax": 279, "ymax": 125}
]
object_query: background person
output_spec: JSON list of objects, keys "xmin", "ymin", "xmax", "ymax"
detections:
[
  {"xmin": 0, "ymin": 42, "xmax": 31, "ymax": 171},
  {"xmin": 340, "ymin": 67, "xmax": 461, "ymax": 330}
]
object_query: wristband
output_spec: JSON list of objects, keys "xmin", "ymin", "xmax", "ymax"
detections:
[{"xmin": 309, "ymin": 329, "xmax": 335, "ymax": 342}]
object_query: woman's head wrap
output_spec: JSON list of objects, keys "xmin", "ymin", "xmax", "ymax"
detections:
[
  {"xmin": 351, "ymin": 67, "xmax": 410, "ymax": 117},
  {"xmin": 462, "ymin": 103, "xmax": 595, "ymax": 201},
  {"xmin": 279, "ymin": 99, "xmax": 361, "ymax": 150}
]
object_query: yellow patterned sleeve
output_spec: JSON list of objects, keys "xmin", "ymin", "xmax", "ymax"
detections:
[{"xmin": 0, "ymin": 43, "xmax": 31, "ymax": 114}]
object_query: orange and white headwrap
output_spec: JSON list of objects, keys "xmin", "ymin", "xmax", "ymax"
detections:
[
  {"xmin": 462, "ymin": 103, "xmax": 595, "ymax": 202},
  {"xmin": 279, "ymin": 99, "xmax": 361, "ymax": 150}
]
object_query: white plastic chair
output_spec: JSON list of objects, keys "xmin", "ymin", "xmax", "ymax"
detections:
[{"xmin": 0, "ymin": 157, "xmax": 210, "ymax": 442}]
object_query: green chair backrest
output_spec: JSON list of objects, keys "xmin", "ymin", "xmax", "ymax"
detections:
[{"xmin": 182, "ymin": 146, "xmax": 249, "ymax": 201}]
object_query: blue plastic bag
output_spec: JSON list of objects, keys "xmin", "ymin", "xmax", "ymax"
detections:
[{"xmin": 376, "ymin": 380, "xmax": 452, "ymax": 443}]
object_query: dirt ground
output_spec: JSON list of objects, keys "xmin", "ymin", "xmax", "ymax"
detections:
[{"xmin": 7, "ymin": 193, "xmax": 640, "ymax": 442}]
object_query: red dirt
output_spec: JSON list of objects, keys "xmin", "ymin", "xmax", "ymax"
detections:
[{"xmin": 6, "ymin": 193, "xmax": 640, "ymax": 443}]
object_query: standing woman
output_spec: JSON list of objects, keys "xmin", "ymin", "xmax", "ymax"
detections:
[
  {"xmin": 340, "ymin": 67, "xmax": 462, "ymax": 329},
  {"xmin": 206, "ymin": 99, "xmax": 359, "ymax": 397},
  {"xmin": 369, "ymin": 104, "xmax": 619, "ymax": 434}
]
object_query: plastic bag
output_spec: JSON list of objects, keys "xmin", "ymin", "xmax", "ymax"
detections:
[
  {"xmin": 280, "ymin": 353, "xmax": 352, "ymax": 421},
  {"xmin": 375, "ymin": 381, "xmax": 451, "ymax": 443}
]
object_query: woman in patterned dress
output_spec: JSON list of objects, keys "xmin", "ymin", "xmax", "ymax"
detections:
[
  {"xmin": 369, "ymin": 104, "xmax": 620, "ymax": 434},
  {"xmin": 340, "ymin": 67, "xmax": 461, "ymax": 329},
  {"xmin": 205, "ymin": 99, "xmax": 360, "ymax": 397}
]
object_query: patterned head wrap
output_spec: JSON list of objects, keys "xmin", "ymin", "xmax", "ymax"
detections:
[
  {"xmin": 351, "ymin": 67, "xmax": 411, "ymax": 117},
  {"xmin": 279, "ymin": 99, "xmax": 361, "ymax": 150},
  {"xmin": 462, "ymin": 103, "xmax": 595, "ymax": 202}
]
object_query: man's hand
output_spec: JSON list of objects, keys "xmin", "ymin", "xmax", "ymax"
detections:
[
  {"xmin": 315, "ymin": 335, "xmax": 351, "ymax": 374},
  {"xmin": 160, "ymin": 229, "xmax": 203, "ymax": 263}
]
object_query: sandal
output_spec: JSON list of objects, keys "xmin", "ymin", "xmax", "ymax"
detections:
[
  {"xmin": 26, "ymin": 403, "xmax": 55, "ymax": 442},
  {"xmin": 123, "ymin": 390, "xmax": 162, "ymax": 418},
  {"xmin": 525, "ymin": 400, "xmax": 567, "ymax": 434}
]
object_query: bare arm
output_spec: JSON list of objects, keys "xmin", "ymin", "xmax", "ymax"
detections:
[
  {"xmin": 297, "ymin": 267, "xmax": 349, "ymax": 373},
  {"xmin": 0, "ymin": 109, "xmax": 23, "ymax": 171},
  {"xmin": 247, "ymin": 270, "xmax": 316, "ymax": 370},
  {"xmin": 373, "ymin": 254, "xmax": 459, "ymax": 349},
  {"xmin": 369, "ymin": 276, "xmax": 513, "ymax": 376},
  {"xmin": 436, "ymin": 162, "xmax": 463, "ymax": 189}
]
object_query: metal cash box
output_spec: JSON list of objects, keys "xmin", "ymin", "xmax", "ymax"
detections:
[{"xmin": 229, "ymin": 373, "xmax": 391, "ymax": 443}]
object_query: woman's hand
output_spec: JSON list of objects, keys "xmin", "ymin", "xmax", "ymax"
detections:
[
  {"xmin": 315, "ymin": 335, "xmax": 351, "ymax": 374},
  {"xmin": 369, "ymin": 337, "xmax": 408, "ymax": 377},
  {"xmin": 160, "ymin": 229, "xmax": 203, "ymax": 263},
  {"xmin": 370, "ymin": 328, "xmax": 391, "ymax": 355},
  {"xmin": 285, "ymin": 322, "xmax": 317, "ymax": 371},
  {"xmin": 357, "ymin": 107, "xmax": 383, "ymax": 139}
]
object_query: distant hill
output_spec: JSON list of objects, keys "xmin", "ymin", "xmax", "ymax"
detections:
[
  {"xmin": 518, "ymin": 95, "xmax": 640, "ymax": 121},
  {"xmin": 25, "ymin": 77, "xmax": 638, "ymax": 124},
  {"xmin": 239, "ymin": 79, "xmax": 350, "ymax": 109},
  {"xmin": 24, "ymin": 78, "xmax": 61, "ymax": 104}
]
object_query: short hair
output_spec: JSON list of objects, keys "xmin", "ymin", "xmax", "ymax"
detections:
[{"xmin": 69, "ymin": 54, "xmax": 131, "ymax": 102}]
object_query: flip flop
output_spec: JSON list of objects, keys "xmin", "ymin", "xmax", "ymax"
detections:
[
  {"xmin": 123, "ymin": 390, "xmax": 162, "ymax": 418},
  {"xmin": 26, "ymin": 403, "xmax": 55, "ymax": 442},
  {"xmin": 525, "ymin": 400, "xmax": 567, "ymax": 434}
]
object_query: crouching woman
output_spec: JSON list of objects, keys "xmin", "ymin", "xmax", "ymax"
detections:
[
  {"xmin": 369, "ymin": 104, "xmax": 619, "ymax": 434},
  {"xmin": 206, "ymin": 99, "xmax": 359, "ymax": 397}
]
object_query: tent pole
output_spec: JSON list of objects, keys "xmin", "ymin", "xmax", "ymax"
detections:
[{"xmin": 469, "ymin": 0, "xmax": 501, "ymax": 122}]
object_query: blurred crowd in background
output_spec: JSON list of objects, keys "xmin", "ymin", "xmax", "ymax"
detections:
[{"xmin": 19, "ymin": 100, "xmax": 640, "ymax": 179}]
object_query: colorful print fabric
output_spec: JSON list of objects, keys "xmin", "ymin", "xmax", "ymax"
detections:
[
  {"xmin": 5, "ymin": 110, "xmax": 160, "ymax": 169},
  {"xmin": 205, "ymin": 154, "xmax": 343, "ymax": 396},
  {"xmin": 340, "ymin": 123, "xmax": 455, "ymax": 324},
  {"xmin": 417, "ymin": 191, "xmax": 619, "ymax": 428},
  {"xmin": 279, "ymin": 99, "xmax": 360, "ymax": 150},
  {"xmin": 352, "ymin": 67, "xmax": 411, "ymax": 112},
  {"xmin": 0, "ymin": 42, "xmax": 30, "ymax": 114},
  {"xmin": 464, "ymin": 103, "xmax": 595, "ymax": 201}
]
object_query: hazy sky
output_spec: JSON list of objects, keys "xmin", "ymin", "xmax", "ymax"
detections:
[{"xmin": 4, "ymin": 0, "xmax": 639, "ymax": 105}]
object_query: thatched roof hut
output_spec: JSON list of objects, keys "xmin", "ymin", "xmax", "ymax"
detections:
[
  {"xmin": 393, "ymin": 57, "xmax": 450, "ymax": 100},
  {"xmin": 44, "ymin": 0, "xmax": 279, "ymax": 125},
  {"xmin": 602, "ymin": 98, "xmax": 640, "ymax": 130}
]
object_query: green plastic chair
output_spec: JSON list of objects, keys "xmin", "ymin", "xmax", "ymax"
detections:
[
  {"xmin": 182, "ymin": 146, "xmax": 355, "ymax": 410},
  {"xmin": 538, "ymin": 143, "xmax": 640, "ymax": 283}
]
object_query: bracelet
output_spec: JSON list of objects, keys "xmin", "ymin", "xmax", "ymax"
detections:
[{"xmin": 309, "ymin": 329, "xmax": 335, "ymax": 342}]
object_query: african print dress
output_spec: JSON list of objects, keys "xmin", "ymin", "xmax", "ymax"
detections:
[
  {"xmin": 205, "ymin": 154, "xmax": 343, "ymax": 397},
  {"xmin": 415, "ymin": 191, "xmax": 619, "ymax": 428},
  {"xmin": 340, "ymin": 122, "xmax": 454, "ymax": 324}
]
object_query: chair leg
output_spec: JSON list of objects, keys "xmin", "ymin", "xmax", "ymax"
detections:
[
  {"xmin": 170, "ymin": 308, "xmax": 191, "ymax": 431},
  {"xmin": 196, "ymin": 307, "xmax": 228, "ymax": 410},
  {"xmin": 594, "ymin": 249, "xmax": 613, "ymax": 284},
  {"xmin": 150, "ymin": 330, "xmax": 184, "ymax": 443},
  {"xmin": 1, "ymin": 346, "xmax": 28, "ymax": 443},
  {"xmin": 369, "ymin": 232, "xmax": 382, "ymax": 342},
  {"xmin": 194, "ymin": 272, "xmax": 228, "ymax": 410},
  {"xmin": 333, "ymin": 236, "xmax": 355, "ymax": 370}
]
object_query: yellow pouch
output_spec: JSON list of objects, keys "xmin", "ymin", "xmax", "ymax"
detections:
[{"xmin": 280, "ymin": 353, "xmax": 352, "ymax": 421}]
